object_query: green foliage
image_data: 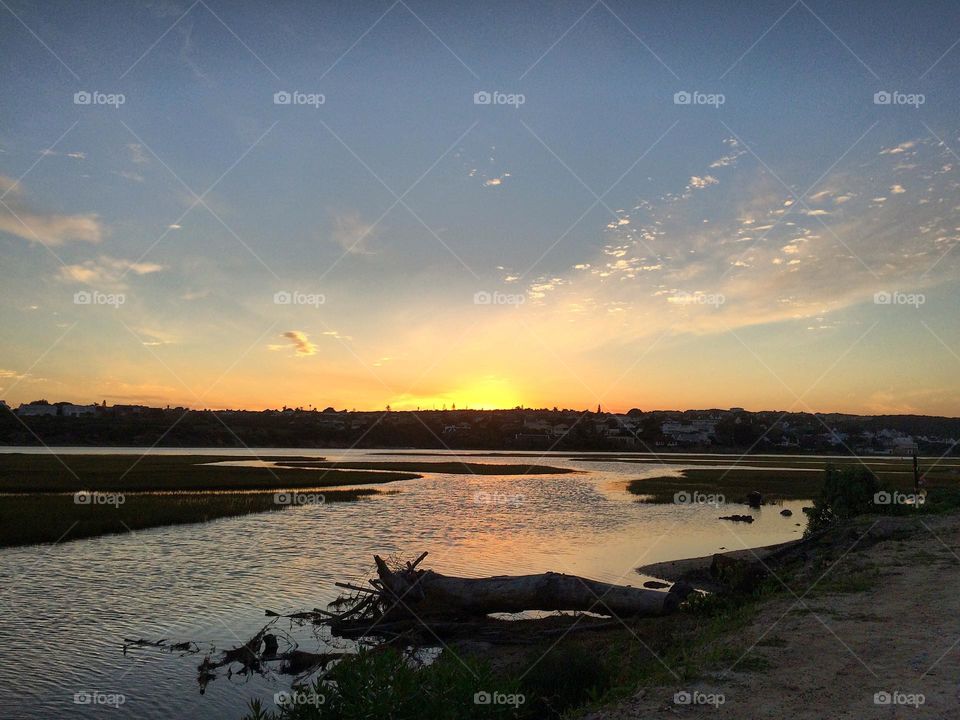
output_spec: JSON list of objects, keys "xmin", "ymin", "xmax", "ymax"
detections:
[
  {"xmin": 242, "ymin": 649, "xmax": 524, "ymax": 720},
  {"xmin": 519, "ymin": 643, "xmax": 612, "ymax": 717},
  {"xmin": 804, "ymin": 464, "xmax": 881, "ymax": 533},
  {"xmin": 920, "ymin": 487, "xmax": 960, "ymax": 514}
]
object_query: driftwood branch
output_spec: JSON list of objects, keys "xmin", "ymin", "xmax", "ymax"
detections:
[{"xmin": 369, "ymin": 554, "xmax": 678, "ymax": 619}]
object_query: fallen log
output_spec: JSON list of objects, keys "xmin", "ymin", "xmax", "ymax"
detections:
[{"xmin": 373, "ymin": 555, "xmax": 678, "ymax": 618}]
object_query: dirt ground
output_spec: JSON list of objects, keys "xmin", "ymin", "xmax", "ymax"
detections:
[{"xmin": 585, "ymin": 513, "xmax": 960, "ymax": 719}]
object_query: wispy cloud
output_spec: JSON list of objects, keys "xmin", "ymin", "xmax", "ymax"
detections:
[
  {"xmin": 0, "ymin": 176, "xmax": 103, "ymax": 246},
  {"xmin": 331, "ymin": 212, "xmax": 377, "ymax": 255},
  {"xmin": 58, "ymin": 256, "xmax": 164, "ymax": 288},
  {"xmin": 127, "ymin": 143, "xmax": 149, "ymax": 165},
  {"xmin": 467, "ymin": 133, "xmax": 960, "ymax": 354},
  {"xmin": 270, "ymin": 330, "xmax": 317, "ymax": 357}
]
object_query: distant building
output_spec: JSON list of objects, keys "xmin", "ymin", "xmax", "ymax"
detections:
[
  {"xmin": 822, "ymin": 429, "xmax": 848, "ymax": 446},
  {"xmin": 16, "ymin": 403, "xmax": 58, "ymax": 417},
  {"xmin": 60, "ymin": 403, "xmax": 98, "ymax": 417},
  {"xmin": 891, "ymin": 436, "xmax": 917, "ymax": 452},
  {"xmin": 442, "ymin": 422, "xmax": 471, "ymax": 435},
  {"xmin": 662, "ymin": 420, "xmax": 715, "ymax": 445}
]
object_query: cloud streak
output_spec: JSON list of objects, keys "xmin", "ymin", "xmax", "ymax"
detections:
[
  {"xmin": 0, "ymin": 177, "xmax": 103, "ymax": 246},
  {"xmin": 271, "ymin": 330, "xmax": 317, "ymax": 357}
]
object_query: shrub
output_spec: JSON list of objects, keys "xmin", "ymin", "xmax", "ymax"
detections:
[
  {"xmin": 805, "ymin": 464, "xmax": 880, "ymax": 533},
  {"xmin": 242, "ymin": 648, "xmax": 523, "ymax": 720}
]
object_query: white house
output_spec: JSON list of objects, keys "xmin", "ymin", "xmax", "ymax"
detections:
[
  {"xmin": 60, "ymin": 404, "xmax": 98, "ymax": 417},
  {"xmin": 662, "ymin": 420, "xmax": 715, "ymax": 445},
  {"xmin": 16, "ymin": 403, "xmax": 58, "ymax": 417}
]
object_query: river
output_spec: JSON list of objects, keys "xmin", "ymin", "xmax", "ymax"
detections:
[{"xmin": 0, "ymin": 448, "xmax": 809, "ymax": 719}]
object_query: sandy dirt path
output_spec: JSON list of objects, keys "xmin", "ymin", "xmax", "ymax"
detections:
[{"xmin": 586, "ymin": 514, "xmax": 960, "ymax": 719}]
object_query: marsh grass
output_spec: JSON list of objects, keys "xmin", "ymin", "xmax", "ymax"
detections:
[
  {"xmin": 0, "ymin": 489, "xmax": 377, "ymax": 547},
  {"xmin": 627, "ymin": 468, "xmax": 824, "ymax": 503},
  {"xmin": 0, "ymin": 454, "xmax": 419, "ymax": 493},
  {"xmin": 627, "ymin": 461, "xmax": 960, "ymax": 505}
]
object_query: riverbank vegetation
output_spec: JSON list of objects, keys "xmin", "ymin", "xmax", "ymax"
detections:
[
  {"xmin": 625, "ymin": 455, "xmax": 960, "ymax": 504},
  {"xmin": 0, "ymin": 454, "xmax": 420, "ymax": 493},
  {"xmin": 0, "ymin": 489, "xmax": 378, "ymax": 548}
]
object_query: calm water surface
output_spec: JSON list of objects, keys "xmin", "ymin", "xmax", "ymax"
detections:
[{"xmin": 0, "ymin": 448, "xmax": 809, "ymax": 719}]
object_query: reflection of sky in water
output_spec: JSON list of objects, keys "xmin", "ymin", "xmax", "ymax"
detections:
[{"xmin": 0, "ymin": 448, "xmax": 809, "ymax": 719}]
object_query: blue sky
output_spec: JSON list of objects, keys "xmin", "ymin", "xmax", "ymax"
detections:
[{"xmin": 2, "ymin": 0, "xmax": 959, "ymax": 413}]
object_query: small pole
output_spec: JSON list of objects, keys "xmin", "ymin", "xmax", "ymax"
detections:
[{"xmin": 913, "ymin": 447, "xmax": 920, "ymax": 493}]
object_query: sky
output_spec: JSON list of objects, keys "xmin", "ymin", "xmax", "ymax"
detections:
[{"xmin": 1, "ymin": 0, "xmax": 960, "ymax": 415}]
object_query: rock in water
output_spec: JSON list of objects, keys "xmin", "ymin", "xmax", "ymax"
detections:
[{"xmin": 719, "ymin": 514, "xmax": 754, "ymax": 523}]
